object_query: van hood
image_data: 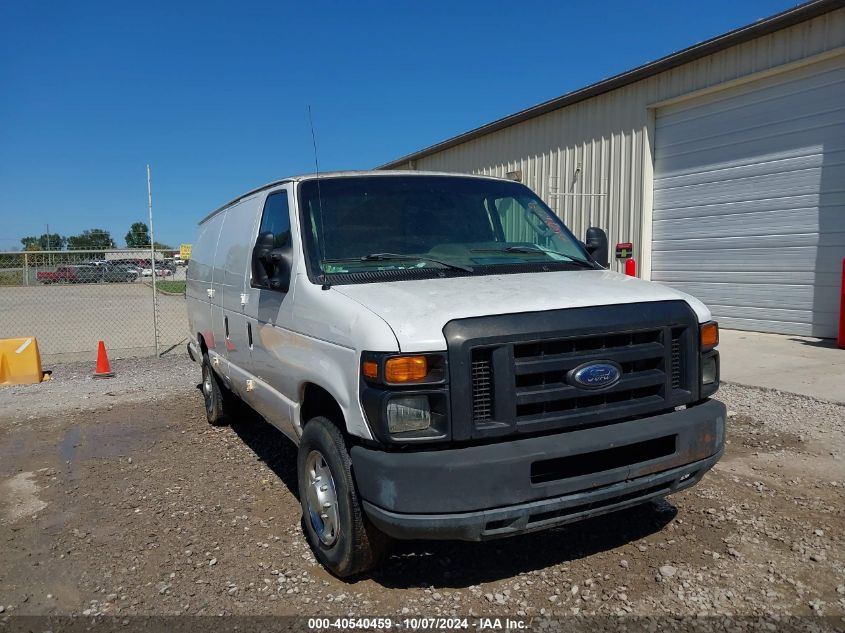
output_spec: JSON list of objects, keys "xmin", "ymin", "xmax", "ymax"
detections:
[{"xmin": 331, "ymin": 269, "xmax": 711, "ymax": 351}]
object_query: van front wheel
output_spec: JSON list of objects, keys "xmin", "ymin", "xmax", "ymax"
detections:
[{"xmin": 297, "ymin": 417, "xmax": 390, "ymax": 577}]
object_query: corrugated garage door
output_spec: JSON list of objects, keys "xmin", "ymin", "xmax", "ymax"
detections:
[{"xmin": 652, "ymin": 56, "xmax": 845, "ymax": 338}]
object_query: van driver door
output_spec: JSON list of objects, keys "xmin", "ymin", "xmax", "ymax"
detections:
[{"xmin": 241, "ymin": 187, "xmax": 297, "ymax": 440}]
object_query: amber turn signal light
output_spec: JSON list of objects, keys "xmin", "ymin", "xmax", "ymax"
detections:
[
  {"xmin": 384, "ymin": 355, "xmax": 428, "ymax": 383},
  {"xmin": 362, "ymin": 360, "xmax": 379, "ymax": 380},
  {"xmin": 700, "ymin": 322, "xmax": 719, "ymax": 350}
]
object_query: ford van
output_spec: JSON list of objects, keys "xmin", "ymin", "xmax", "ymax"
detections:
[{"xmin": 186, "ymin": 171, "xmax": 725, "ymax": 577}]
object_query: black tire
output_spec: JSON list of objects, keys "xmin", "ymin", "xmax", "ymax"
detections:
[
  {"xmin": 200, "ymin": 353, "xmax": 237, "ymax": 426},
  {"xmin": 297, "ymin": 417, "xmax": 391, "ymax": 577}
]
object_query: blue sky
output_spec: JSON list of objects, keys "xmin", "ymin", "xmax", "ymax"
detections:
[{"xmin": 0, "ymin": 0, "xmax": 798, "ymax": 249}]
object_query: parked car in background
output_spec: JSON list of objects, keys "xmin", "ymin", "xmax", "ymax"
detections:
[
  {"xmin": 37, "ymin": 264, "xmax": 101, "ymax": 284},
  {"xmin": 101, "ymin": 264, "xmax": 140, "ymax": 283},
  {"xmin": 74, "ymin": 264, "xmax": 102, "ymax": 283},
  {"xmin": 109, "ymin": 258, "xmax": 146, "ymax": 270},
  {"xmin": 141, "ymin": 267, "xmax": 173, "ymax": 277},
  {"xmin": 37, "ymin": 263, "xmax": 139, "ymax": 284},
  {"xmin": 37, "ymin": 266, "xmax": 80, "ymax": 284}
]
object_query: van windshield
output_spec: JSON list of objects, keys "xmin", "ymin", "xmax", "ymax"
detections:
[{"xmin": 298, "ymin": 175, "xmax": 595, "ymax": 280}]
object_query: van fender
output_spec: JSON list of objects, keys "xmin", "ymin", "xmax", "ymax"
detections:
[{"xmin": 285, "ymin": 336, "xmax": 374, "ymax": 441}]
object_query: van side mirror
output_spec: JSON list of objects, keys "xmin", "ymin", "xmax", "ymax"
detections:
[
  {"xmin": 253, "ymin": 231, "xmax": 292, "ymax": 292},
  {"xmin": 584, "ymin": 227, "xmax": 609, "ymax": 268}
]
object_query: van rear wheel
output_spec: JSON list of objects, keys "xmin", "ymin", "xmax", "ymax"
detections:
[
  {"xmin": 297, "ymin": 417, "xmax": 391, "ymax": 577},
  {"xmin": 201, "ymin": 353, "xmax": 236, "ymax": 426}
]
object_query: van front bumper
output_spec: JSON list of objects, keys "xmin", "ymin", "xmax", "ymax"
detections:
[{"xmin": 351, "ymin": 399, "xmax": 726, "ymax": 541}]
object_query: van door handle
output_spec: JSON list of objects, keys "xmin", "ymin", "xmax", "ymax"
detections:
[
  {"xmin": 247, "ymin": 323, "xmax": 253, "ymax": 348},
  {"xmin": 224, "ymin": 316, "xmax": 229, "ymax": 338}
]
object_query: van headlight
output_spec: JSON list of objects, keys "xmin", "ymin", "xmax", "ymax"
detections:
[
  {"xmin": 387, "ymin": 395, "xmax": 431, "ymax": 433},
  {"xmin": 698, "ymin": 321, "xmax": 720, "ymax": 398},
  {"xmin": 701, "ymin": 354, "xmax": 718, "ymax": 385},
  {"xmin": 360, "ymin": 352, "xmax": 450, "ymax": 444}
]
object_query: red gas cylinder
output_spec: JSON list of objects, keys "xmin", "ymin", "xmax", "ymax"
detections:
[{"xmin": 625, "ymin": 258, "xmax": 637, "ymax": 277}]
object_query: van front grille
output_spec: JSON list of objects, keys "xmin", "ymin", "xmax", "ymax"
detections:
[
  {"xmin": 510, "ymin": 328, "xmax": 668, "ymax": 430},
  {"xmin": 445, "ymin": 301, "xmax": 699, "ymax": 441}
]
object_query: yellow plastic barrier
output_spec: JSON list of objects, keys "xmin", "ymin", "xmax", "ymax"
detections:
[{"xmin": 0, "ymin": 337, "xmax": 47, "ymax": 385}]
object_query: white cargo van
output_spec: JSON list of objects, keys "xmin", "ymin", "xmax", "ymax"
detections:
[{"xmin": 186, "ymin": 171, "xmax": 724, "ymax": 577}]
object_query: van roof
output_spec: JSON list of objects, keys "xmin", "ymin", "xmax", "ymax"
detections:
[{"xmin": 198, "ymin": 170, "xmax": 508, "ymax": 224}]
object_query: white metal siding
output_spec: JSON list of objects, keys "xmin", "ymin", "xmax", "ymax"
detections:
[
  {"xmin": 393, "ymin": 10, "xmax": 845, "ymax": 280},
  {"xmin": 652, "ymin": 55, "xmax": 845, "ymax": 337}
]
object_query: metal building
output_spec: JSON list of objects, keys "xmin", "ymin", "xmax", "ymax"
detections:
[{"xmin": 380, "ymin": 0, "xmax": 845, "ymax": 338}]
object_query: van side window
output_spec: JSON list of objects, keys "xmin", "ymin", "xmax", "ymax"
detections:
[{"xmin": 252, "ymin": 191, "xmax": 292, "ymax": 291}]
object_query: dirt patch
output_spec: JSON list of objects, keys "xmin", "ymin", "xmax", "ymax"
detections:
[
  {"xmin": 0, "ymin": 378, "xmax": 842, "ymax": 620},
  {"xmin": 1, "ymin": 472, "xmax": 47, "ymax": 523}
]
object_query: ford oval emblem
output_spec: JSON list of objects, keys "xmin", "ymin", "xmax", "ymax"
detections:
[{"xmin": 568, "ymin": 361, "xmax": 622, "ymax": 390}]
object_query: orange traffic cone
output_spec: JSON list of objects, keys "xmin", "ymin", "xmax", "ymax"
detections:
[{"xmin": 93, "ymin": 340, "xmax": 114, "ymax": 378}]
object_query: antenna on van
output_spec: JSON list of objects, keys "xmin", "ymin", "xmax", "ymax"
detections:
[{"xmin": 307, "ymin": 105, "xmax": 329, "ymax": 288}]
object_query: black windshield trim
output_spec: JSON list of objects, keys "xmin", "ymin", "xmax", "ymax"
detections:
[{"xmin": 318, "ymin": 260, "xmax": 597, "ymax": 285}]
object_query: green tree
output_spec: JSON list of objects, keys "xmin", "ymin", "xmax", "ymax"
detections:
[
  {"xmin": 21, "ymin": 233, "xmax": 66, "ymax": 251},
  {"xmin": 153, "ymin": 241, "xmax": 173, "ymax": 251},
  {"xmin": 66, "ymin": 229, "xmax": 116, "ymax": 250},
  {"xmin": 125, "ymin": 222, "xmax": 151, "ymax": 248}
]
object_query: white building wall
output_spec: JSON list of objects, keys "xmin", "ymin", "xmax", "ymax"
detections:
[{"xmin": 394, "ymin": 9, "xmax": 845, "ymax": 277}]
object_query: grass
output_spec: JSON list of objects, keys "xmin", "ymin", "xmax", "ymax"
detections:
[
  {"xmin": 0, "ymin": 270, "xmax": 24, "ymax": 285},
  {"xmin": 151, "ymin": 280, "xmax": 186, "ymax": 294}
]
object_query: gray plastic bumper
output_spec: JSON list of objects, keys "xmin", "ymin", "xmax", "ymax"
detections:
[{"xmin": 352, "ymin": 399, "xmax": 726, "ymax": 541}]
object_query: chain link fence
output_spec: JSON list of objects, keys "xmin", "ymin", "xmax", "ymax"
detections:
[{"xmin": 0, "ymin": 249, "xmax": 189, "ymax": 363}]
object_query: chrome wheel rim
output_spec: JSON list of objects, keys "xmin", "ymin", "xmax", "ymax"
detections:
[{"xmin": 305, "ymin": 450, "xmax": 339, "ymax": 546}]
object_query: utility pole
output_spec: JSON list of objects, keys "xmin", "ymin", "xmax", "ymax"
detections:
[{"xmin": 147, "ymin": 164, "xmax": 159, "ymax": 356}]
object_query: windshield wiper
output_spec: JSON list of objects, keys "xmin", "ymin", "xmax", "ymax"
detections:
[
  {"xmin": 351, "ymin": 253, "xmax": 474, "ymax": 273},
  {"xmin": 471, "ymin": 245, "xmax": 596, "ymax": 268}
]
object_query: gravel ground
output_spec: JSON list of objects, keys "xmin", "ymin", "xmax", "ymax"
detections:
[
  {"xmin": 0, "ymin": 358, "xmax": 842, "ymax": 626},
  {"xmin": 0, "ymin": 356, "xmax": 197, "ymax": 420}
]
